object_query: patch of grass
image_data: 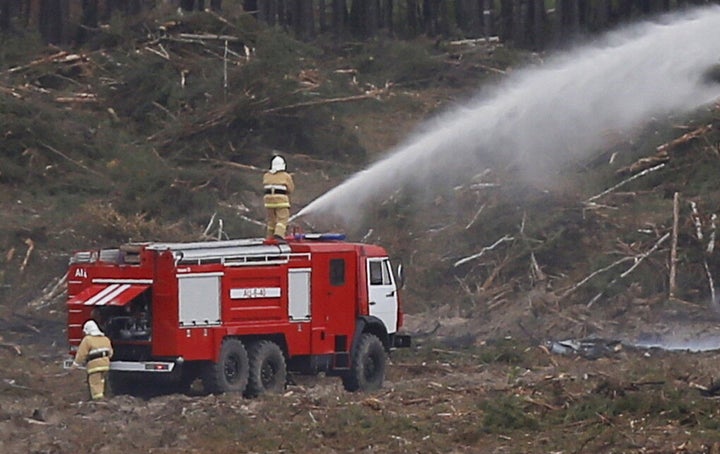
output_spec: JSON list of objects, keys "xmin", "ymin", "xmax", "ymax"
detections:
[
  {"xmin": 477, "ymin": 339, "xmax": 527, "ymax": 365},
  {"xmin": 346, "ymin": 39, "xmax": 446, "ymax": 88},
  {"xmin": 480, "ymin": 394, "xmax": 540, "ymax": 433}
]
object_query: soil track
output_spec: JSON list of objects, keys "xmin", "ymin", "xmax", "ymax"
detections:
[{"xmin": 3, "ymin": 307, "xmax": 720, "ymax": 453}]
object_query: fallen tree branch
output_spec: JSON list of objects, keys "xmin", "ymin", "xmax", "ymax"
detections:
[
  {"xmin": 144, "ymin": 44, "xmax": 170, "ymax": 60},
  {"xmin": 561, "ymin": 257, "xmax": 634, "ymax": 298},
  {"xmin": 262, "ymin": 89, "xmax": 387, "ymax": 114},
  {"xmin": 38, "ymin": 141, "xmax": 104, "ymax": 178},
  {"xmin": 0, "ymin": 84, "xmax": 22, "ymax": 98},
  {"xmin": 585, "ymin": 163, "xmax": 666, "ymax": 203},
  {"xmin": 200, "ymin": 158, "xmax": 264, "ymax": 172},
  {"xmin": 28, "ymin": 272, "xmax": 67, "ymax": 310},
  {"xmin": 656, "ymin": 124, "xmax": 713, "ymax": 154},
  {"xmin": 690, "ymin": 201, "xmax": 704, "ymax": 240},
  {"xmin": 454, "ymin": 235, "xmax": 514, "ymax": 267},
  {"xmin": 615, "ymin": 151, "xmax": 669, "ymax": 176},
  {"xmin": 670, "ymin": 192, "xmax": 679, "ymax": 298},
  {"xmin": 178, "ymin": 33, "xmax": 241, "ymax": 42},
  {"xmin": 465, "ymin": 203, "xmax": 486, "ymax": 230},
  {"xmin": 447, "ymin": 36, "xmax": 501, "ymax": 46},
  {"xmin": 238, "ymin": 215, "xmax": 265, "ymax": 227},
  {"xmin": 5, "ymin": 51, "xmax": 69, "ymax": 74},
  {"xmin": 0, "ymin": 343, "xmax": 22, "ymax": 355},
  {"xmin": 587, "ymin": 233, "xmax": 670, "ymax": 308},
  {"xmin": 20, "ymin": 238, "xmax": 34, "ymax": 273},
  {"xmin": 55, "ymin": 93, "xmax": 97, "ymax": 103},
  {"xmin": 619, "ymin": 232, "xmax": 670, "ymax": 279},
  {"xmin": 704, "ymin": 260, "xmax": 716, "ymax": 307}
]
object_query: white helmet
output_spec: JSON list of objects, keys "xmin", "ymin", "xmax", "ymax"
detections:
[
  {"xmin": 270, "ymin": 155, "xmax": 286, "ymax": 173},
  {"xmin": 83, "ymin": 320, "xmax": 104, "ymax": 336}
]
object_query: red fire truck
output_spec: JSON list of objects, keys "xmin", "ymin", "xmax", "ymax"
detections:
[{"xmin": 66, "ymin": 234, "xmax": 410, "ymax": 395}]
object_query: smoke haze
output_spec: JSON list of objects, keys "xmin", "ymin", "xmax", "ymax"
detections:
[{"xmin": 296, "ymin": 7, "xmax": 720, "ymax": 223}]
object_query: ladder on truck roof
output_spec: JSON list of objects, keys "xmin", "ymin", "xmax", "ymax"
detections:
[{"xmin": 137, "ymin": 238, "xmax": 296, "ymax": 265}]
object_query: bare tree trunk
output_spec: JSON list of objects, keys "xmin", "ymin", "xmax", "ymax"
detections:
[
  {"xmin": 454, "ymin": 0, "xmax": 467, "ymax": 33},
  {"xmin": 277, "ymin": 0, "xmax": 288, "ymax": 27},
  {"xmin": 0, "ymin": 0, "xmax": 12, "ymax": 32},
  {"xmin": 127, "ymin": 0, "xmax": 141, "ymax": 14},
  {"xmin": 530, "ymin": 0, "xmax": 545, "ymax": 50},
  {"xmin": 350, "ymin": 0, "xmax": 378, "ymax": 38},
  {"xmin": 499, "ymin": 0, "xmax": 513, "ymax": 43},
  {"xmin": 369, "ymin": 0, "xmax": 380, "ymax": 36},
  {"xmin": 482, "ymin": 0, "xmax": 492, "ymax": 39},
  {"xmin": 291, "ymin": 0, "xmax": 314, "ymax": 39},
  {"xmin": 593, "ymin": 0, "xmax": 610, "ymax": 31},
  {"xmin": 39, "ymin": 0, "xmax": 63, "ymax": 44},
  {"xmin": 331, "ymin": 0, "xmax": 346, "ymax": 37},
  {"xmin": 559, "ymin": 0, "xmax": 580, "ymax": 42},
  {"xmin": 381, "ymin": 0, "xmax": 393, "ymax": 35},
  {"xmin": 406, "ymin": 0, "xmax": 419, "ymax": 36},
  {"xmin": 257, "ymin": 1, "xmax": 278, "ymax": 25},
  {"xmin": 318, "ymin": 0, "xmax": 326, "ymax": 32},
  {"xmin": 511, "ymin": 0, "xmax": 524, "ymax": 46},
  {"xmin": 244, "ymin": 0, "xmax": 257, "ymax": 17},
  {"xmin": 422, "ymin": 0, "xmax": 440, "ymax": 36},
  {"xmin": 76, "ymin": 0, "xmax": 98, "ymax": 45}
]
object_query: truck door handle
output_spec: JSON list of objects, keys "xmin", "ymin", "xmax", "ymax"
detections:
[
  {"xmin": 386, "ymin": 291, "xmax": 395, "ymax": 297},
  {"xmin": 369, "ymin": 301, "xmax": 376, "ymax": 305}
]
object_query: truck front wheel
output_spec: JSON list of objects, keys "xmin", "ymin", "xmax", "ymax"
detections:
[
  {"xmin": 203, "ymin": 338, "xmax": 249, "ymax": 394},
  {"xmin": 245, "ymin": 340, "xmax": 287, "ymax": 397},
  {"xmin": 342, "ymin": 333, "xmax": 386, "ymax": 392}
]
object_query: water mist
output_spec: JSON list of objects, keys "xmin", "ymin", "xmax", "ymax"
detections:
[{"xmin": 295, "ymin": 7, "xmax": 720, "ymax": 223}]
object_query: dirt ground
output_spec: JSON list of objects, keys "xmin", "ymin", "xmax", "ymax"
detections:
[{"xmin": 3, "ymin": 306, "xmax": 720, "ymax": 453}]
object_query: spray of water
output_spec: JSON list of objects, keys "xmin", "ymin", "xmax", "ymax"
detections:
[{"xmin": 295, "ymin": 7, "xmax": 720, "ymax": 223}]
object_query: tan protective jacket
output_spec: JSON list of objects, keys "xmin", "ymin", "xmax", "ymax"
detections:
[
  {"xmin": 263, "ymin": 171, "xmax": 294, "ymax": 209},
  {"xmin": 74, "ymin": 335, "xmax": 113, "ymax": 374}
]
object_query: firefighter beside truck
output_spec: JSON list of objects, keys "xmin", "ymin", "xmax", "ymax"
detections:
[{"xmin": 65, "ymin": 234, "xmax": 410, "ymax": 395}]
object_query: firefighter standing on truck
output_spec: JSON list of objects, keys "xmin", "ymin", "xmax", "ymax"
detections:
[
  {"xmin": 263, "ymin": 155, "xmax": 294, "ymax": 241},
  {"xmin": 72, "ymin": 320, "xmax": 113, "ymax": 400}
]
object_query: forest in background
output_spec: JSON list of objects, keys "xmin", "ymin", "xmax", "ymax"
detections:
[{"xmin": 2, "ymin": 0, "xmax": 720, "ymax": 50}]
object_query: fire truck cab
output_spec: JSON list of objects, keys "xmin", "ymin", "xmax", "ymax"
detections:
[{"xmin": 66, "ymin": 234, "xmax": 410, "ymax": 395}]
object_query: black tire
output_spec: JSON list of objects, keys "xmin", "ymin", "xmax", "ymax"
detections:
[
  {"xmin": 245, "ymin": 340, "xmax": 287, "ymax": 397},
  {"xmin": 202, "ymin": 338, "xmax": 249, "ymax": 394},
  {"xmin": 108, "ymin": 371, "xmax": 139, "ymax": 396},
  {"xmin": 342, "ymin": 333, "xmax": 386, "ymax": 392},
  {"xmin": 172, "ymin": 364, "xmax": 199, "ymax": 395}
]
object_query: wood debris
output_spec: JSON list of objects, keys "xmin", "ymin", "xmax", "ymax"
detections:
[
  {"xmin": 55, "ymin": 93, "xmax": 97, "ymax": 103},
  {"xmin": 617, "ymin": 124, "xmax": 713, "ymax": 175},
  {"xmin": 615, "ymin": 150, "xmax": 669, "ymax": 176},
  {"xmin": 262, "ymin": 87, "xmax": 389, "ymax": 114},
  {"xmin": 656, "ymin": 124, "xmax": 713, "ymax": 154},
  {"xmin": 19, "ymin": 238, "xmax": 34, "ymax": 273},
  {"xmin": 586, "ymin": 163, "xmax": 665, "ymax": 204},
  {"xmin": 5, "ymin": 51, "xmax": 70, "ymax": 74},
  {"xmin": 0, "ymin": 343, "xmax": 22, "ymax": 355},
  {"xmin": 454, "ymin": 235, "xmax": 514, "ymax": 267},
  {"xmin": 28, "ymin": 273, "xmax": 67, "ymax": 310}
]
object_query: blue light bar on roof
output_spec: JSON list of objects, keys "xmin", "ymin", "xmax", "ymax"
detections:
[{"xmin": 294, "ymin": 233, "xmax": 346, "ymax": 241}]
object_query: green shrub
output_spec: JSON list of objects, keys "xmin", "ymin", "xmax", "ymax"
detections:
[{"xmin": 481, "ymin": 394, "xmax": 540, "ymax": 433}]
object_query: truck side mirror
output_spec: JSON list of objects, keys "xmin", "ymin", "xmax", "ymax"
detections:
[{"xmin": 396, "ymin": 263, "xmax": 405, "ymax": 290}]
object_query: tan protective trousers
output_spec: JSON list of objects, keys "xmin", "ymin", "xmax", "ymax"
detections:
[
  {"xmin": 87, "ymin": 371, "xmax": 107, "ymax": 400},
  {"xmin": 266, "ymin": 207, "xmax": 290, "ymax": 238}
]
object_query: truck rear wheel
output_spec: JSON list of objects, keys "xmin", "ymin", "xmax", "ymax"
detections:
[
  {"xmin": 108, "ymin": 371, "xmax": 138, "ymax": 396},
  {"xmin": 245, "ymin": 340, "xmax": 287, "ymax": 397},
  {"xmin": 342, "ymin": 333, "xmax": 386, "ymax": 392},
  {"xmin": 202, "ymin": 338, "xmax": 249, "ymax": 394}
]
